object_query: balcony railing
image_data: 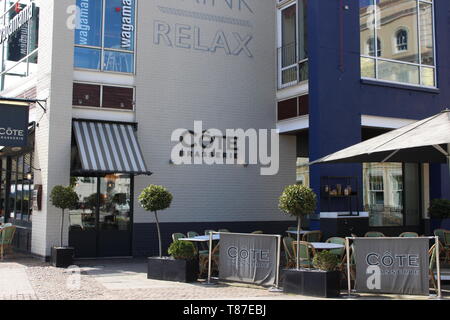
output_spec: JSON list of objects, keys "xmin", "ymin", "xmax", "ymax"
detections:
[{"xmin": 277, "ymin": 42, "xmax": 308, "ymax": 89}]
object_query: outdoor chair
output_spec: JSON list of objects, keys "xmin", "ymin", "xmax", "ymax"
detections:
[
  {"xmin": 399, "ymin": 232, "xmax": 419, "ymax": 237},
  {"xmin": 302, "ymin": 230, "xmax": 322, "ymax": 242},
  {"xmin": 251, "ymin": 230, "xmax": 263, "ymax": 234},
  {"xmin": 443, "ymin": 231, "xmax": 450, "ymax": 264},
  {"xmin": 171, "ymin": 233, "xmax": 186, "ymax": 242},
  {"xmin": 434, "ymin": 229, "xmax": 448, "ymax": 246},
  {"xmin": 429, "ymin": 244, "xmax": 438, "ymax": 291},
  {"xmin": 340, "ymin": 243, "xmax": 356, "ymax": 283},
  {"xmin": 187, "ymin": 231, "xmax": 199, "ymax": 238},
  {"xmin": 282, "ymin": 237, "xmax": 296, "ymax": 268},
  {"xmin": 364, "ymin": 231, "xmax": 385, "ymax": 237},
  {"xmin": 204, "ymin": 230, "xmax": 216, "ymax": 236},
  {"xmin": 326, "ymin": 237, "xmax": 346, "ymax": 260},
  {"xmin": 0, "ymin": 225, "xmax": 16, "ymax": 260},
  {"xmin": 199, "ymin": 243, "xmax": 220, "ymax": 276},
  {"xmin": 218, "ymin": 229, "xmax": 230, "ymax": 233},
  {"xmin": 292, "ymin": 241, "xmax": 316, "ymax": 269},
  {"xmin": 287, "ymin": 226, "xmax": 297, "ymax": 238}
]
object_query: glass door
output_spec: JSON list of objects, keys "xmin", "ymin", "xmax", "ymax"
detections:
[
  {"xmin": 69, "ymin": 175, "xmax": 133, "ymax": 257},
  {"xmin": 97, "ymin": 174, "xmax": 132, "ymax": 257}
]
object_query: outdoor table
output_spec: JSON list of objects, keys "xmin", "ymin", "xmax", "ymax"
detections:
[
  {"xmin": 286, "ymin": 230, "xmax": 309, "ymax": 236},
  {"xmin": 178, "ymin": 234, "xmax": 220, "ymax": 242},
  {"xmin": 309, "ymin": 242, "xmax": 344, "ymax": 250}
]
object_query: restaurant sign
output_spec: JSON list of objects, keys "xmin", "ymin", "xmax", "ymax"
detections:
[
  {"xmin": 219, "ymin": 233, "xmax": 278, "ymax": 286},
  {"xmin": 0, "ymin": 103, "xmax": 29, "ymax": 147},
  {"xmin": 354, "ymin": 238, "xmax": 429, "ymax": 295},
  {"xmin": 0, "ymin": 2, "xmax": 34, "ymax": 45}
]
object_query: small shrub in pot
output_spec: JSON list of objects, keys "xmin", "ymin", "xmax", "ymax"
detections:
[
  {"xmin": 168, "ymin": 240, "xmax": 196, "ymax": 260},
  {"xmin": 312, "ymin": 251, "xmax": 339, "ymax": 272}
]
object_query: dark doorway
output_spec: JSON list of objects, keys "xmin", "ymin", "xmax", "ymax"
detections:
[{"xmin": 69, "ymin": 175, "xmax": 133, "ymax": 258}]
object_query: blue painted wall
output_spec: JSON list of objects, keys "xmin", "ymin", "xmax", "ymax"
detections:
[{"xmin": 308, "ymin": 0, "xmax": 450, "ymax": 217}]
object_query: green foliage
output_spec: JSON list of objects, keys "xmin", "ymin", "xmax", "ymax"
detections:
[
  {"xmin": 312, "ymin": 251, "xmax": 339, "ymax": 271},
  {"xmin": 429, "ymin": 199, "xmax": 450, "ymax": 219},
  {"xmin": 50, "ymin": 185, "xmax": 79, "ymax": 210},
  {"xmin": 279, "ymin": 184, "xmax": 317, "ymax": 218},
  {"xmin": 138, "ymin": 185, "xmax": 173, "ymax": 212},
  {"xmin": 168, "ymin": 240, "xmax": 196, "ymax": 260}
]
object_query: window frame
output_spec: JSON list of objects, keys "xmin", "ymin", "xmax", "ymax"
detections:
[
  {"xmin": 360, "ymin": 0, "xmax": 437, "ymax": 89},
  {"xmin": 277, "ymin": 0, "xmax": 309, "ymax": 89},
  {"xmin": 72, "ymin": 81, "xmax": 135, "ymax": 111},
  {"xmin": 73, "ymin": 0, "xmax": 137, "ymax": 75}
]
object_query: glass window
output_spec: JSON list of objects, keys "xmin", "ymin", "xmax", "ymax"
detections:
[
  {"xmin": 69, "ymin": 177, "xmax": 97, "ymax": 232},
  {"xmin": 0, "ymin": 0, "xmax": 40, "ymax": 91},
  {"xmin": 99, "ymin": 174, "xmax": 131, "ymax": 232},
  {"xmin": 277, "ymin": 0, "xmax": 308, "ymax": 88},
  {"xmin": 359, "ymin": 0, "xmax": 436, "ymax": 87},
  {"xmin": 296, "ymin": 157, "xmax": 309, "ymax": 187},
  {"xmin": 104, "ymin": 0, "xmax": 135, "ymax": 50},
  {"xmin": 74, "ymin": 47, "xmax": 101, "ymax": 70},
  {"xmin": 363, "ymin": 163, "xmax": 403, "ymax": 227},
  {"xmin": 74, "ymin": 0, "xmax": 103, "ymax": 47},
  {"xmin": 74, "ymin": 0, "xmax": 136, "ymax": 74}
]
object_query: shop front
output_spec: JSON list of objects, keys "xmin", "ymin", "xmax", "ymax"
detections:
[{"xmin": 69, "ymin": 119, "xmax": 150, "ymax": 258}]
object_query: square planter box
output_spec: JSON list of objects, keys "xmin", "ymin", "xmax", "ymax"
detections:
[
  {"xmin": 282, "ymin": 269, "xmax": 341, "ymax": 298},
  {"xmin": 148, "ymin": 257, "xmax": 198, "ymax": 283},
  {"xmin": 51, "ymin": 247, "xmax": 74, "ymax": 268}
]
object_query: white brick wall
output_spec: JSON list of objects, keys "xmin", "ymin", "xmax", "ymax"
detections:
[
  {"xmin": 31, "ymin": 0, "xmax": 75, "ymax": 257},
  {"xmin": 17, "ymin": 0, "xmax": 296, "ymax": 257}
]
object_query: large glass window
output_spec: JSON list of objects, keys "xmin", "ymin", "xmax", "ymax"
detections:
[
  {"xmin": 0, "ymin": 0, "xmax": 40, "ymax": 91},
  {"xmin": 363, "ymin": 162, "xmax": 421, "ymax": 227},
  {"xmin": 360, "ymin": 0, "xmax": 436, "ymax": 87},
  {"xmin": 74, "ymin": 0, "xmax": 136, "ymax": 73},
  {"xmin": 277, "ymin": 0, "xmax": 308, "ymax": 88}
]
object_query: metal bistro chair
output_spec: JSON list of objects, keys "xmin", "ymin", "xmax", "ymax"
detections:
[
  {"xmin": 429, "ymin": 243, "xmax": 438, "ymax": 291},
  {"xmin": 399, "ymin": 232, "xmax": 419, "ymax": 237},
  {"xmin": 364, "ymin": 231, "xmax": 385, "ymax": 237},
  {"xmin": 199, "ymin": 242, "xmax": 220, "ymax": 276},
  {"xmin": 292, "ymin": 241, "xmax": 316, "ymax": 269},
  {"xmin": 287, "ymin": 226, "xmax": 298, "ymax": 239},
  {"xmin": 326, "ymin": 237, "xmax": 346, "ymax": 261},
  {"xmin": 302, "ymin": 230, "xmax": 322, "ymax": 242},
  {"xmin": 443, "ymin": 230, "xmax": 450, "ymax": 264},
  {"xmin": 434, "ymin": 229, "xmax": 448, "ymax": 244},
  {"xmin": 282, "ymin": 236, "xmax": 296, "ymax": 268},
  {"xmin": 0, "ymin": 225, "xmax": 16, "ymax": 260},
  {"xmin": 204, "ymin": 230, "xmax": 216, "ymax": 236},
  {"xmin": 172, "ymin": 233, "xmax": 186, "ymax": 242}
]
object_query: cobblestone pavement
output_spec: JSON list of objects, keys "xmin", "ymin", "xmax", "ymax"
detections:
[{"xmin": 0, "ymin": 255, "xmax": 449, "ymax": 300}]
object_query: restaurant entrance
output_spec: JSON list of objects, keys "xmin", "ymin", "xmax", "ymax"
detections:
[{"xmin": 69, "ymin": 174, "xmax": 133, "ymax": 258}]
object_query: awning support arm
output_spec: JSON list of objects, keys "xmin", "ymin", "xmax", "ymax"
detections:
[
  {"xmin": 381, "ymin": 149, "xmax": 400, "ymax": 163},
  {"xmin": 432, "ymin": 144, "xmax": 448, "ymax": 157}
]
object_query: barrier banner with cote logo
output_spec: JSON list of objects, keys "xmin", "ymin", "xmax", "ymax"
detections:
[
  {"xmin": 0, "ymin": 103, "xmax": 29, "ymax": 147},
  {"xmin": 354, "ymin": 238, "xmax": 429, "ymax": 295},
  {"xmin": 219, "ymin": 233, "xmax": 277, "ymax": 286}
]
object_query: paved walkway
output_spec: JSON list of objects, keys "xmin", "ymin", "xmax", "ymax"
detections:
[{"xmin": 0, "ymin": 255, "xmax": 449, "ymax": 300}]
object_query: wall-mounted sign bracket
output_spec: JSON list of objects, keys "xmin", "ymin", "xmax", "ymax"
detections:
[{"xmin": 0, "ymin": 97, "xmax": 48, "ymax": 113}]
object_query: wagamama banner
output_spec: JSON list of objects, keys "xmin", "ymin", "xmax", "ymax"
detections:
[
  {"xmin": 354, "ymin": 238, "xmax": 430, "ymax": 295},
  {"xmin": 219, "ymin": 233, "xmax": 278, "ymax": 286}
]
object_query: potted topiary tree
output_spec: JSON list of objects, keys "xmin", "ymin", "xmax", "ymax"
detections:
[
  {"xmin": 50, "ymin": 185, "xmax": 79, "ymax": 268},
  {"xmin": 279, "ymin": 184, "xmax": 341, "ymax": 297},
  {"xmin": 139, "ymin": 185, "xmax": 182, "ymax": 281},
  {"xmin": 429, "ymin": 199, "xmax": 450, "ymax": 232}
]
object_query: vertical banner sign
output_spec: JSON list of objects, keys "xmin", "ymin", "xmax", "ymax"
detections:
[
  {"xmin": 0, "ymin": 103, "xmax": 29, "ymax": 147},
  {"xmin": 219, "ymin": 233, "xmax": 277, "ymax": 286},
  {"xmin": 354, "ymin": 238, "xmax": 429, "ymax": 295}
]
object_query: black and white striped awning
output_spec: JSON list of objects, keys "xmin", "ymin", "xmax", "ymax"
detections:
[{"xmin": 72, "ymin": 120, "xmax": 151, "ymax": 175}]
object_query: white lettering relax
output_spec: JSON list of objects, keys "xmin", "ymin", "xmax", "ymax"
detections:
[{"xmin": 154, "ymin": 21, "xmax": 253, "ymax": 57}]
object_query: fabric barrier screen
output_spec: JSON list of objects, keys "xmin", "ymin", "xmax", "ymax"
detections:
[
  {"xmin": 219, "ymin": 233, "xmax": 278, "ymax": 286},
  {"xmin": 354, "ymin": 238, "xmax": 429, "ymax": 295}
]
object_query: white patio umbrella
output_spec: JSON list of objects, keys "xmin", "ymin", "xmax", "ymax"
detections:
[{"xmin": 311, "ymin": 109, "xmax": 450, "ymax": 180}]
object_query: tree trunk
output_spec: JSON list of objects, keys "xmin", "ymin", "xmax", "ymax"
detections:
[
  {"xmin": 154, "ymin": 211, "xmax": 162, "ymax": 258},
  {"xmin": 296, "ymin": 216, "xmax": 301, "ymax": 270},
  {"xmin": 60, "ymin": 209, "xmax": 65, "ymax": 248}
]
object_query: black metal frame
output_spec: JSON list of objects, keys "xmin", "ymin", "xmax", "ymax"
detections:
[{"xmin": 0, "ymin": 97, "xmax": 47, "ymax": 113}]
